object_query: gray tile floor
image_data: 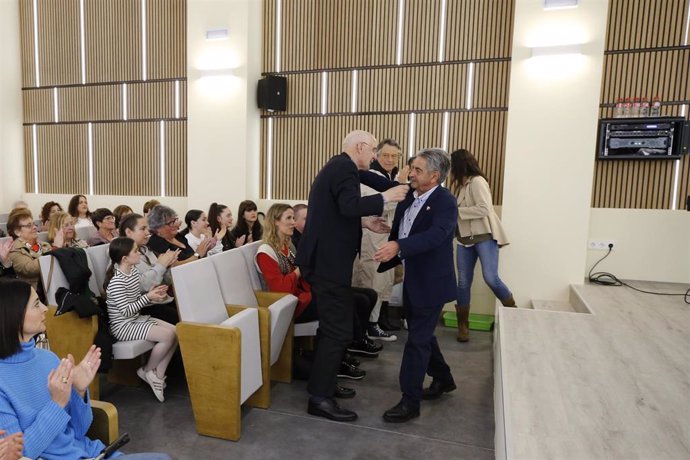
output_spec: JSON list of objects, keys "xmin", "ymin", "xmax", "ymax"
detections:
[{"xmin": 103, "ymin": 322, "xmax": 495, "ymax": 460}]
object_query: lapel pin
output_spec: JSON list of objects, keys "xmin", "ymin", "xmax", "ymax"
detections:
[{"xmin": 426, "ymin": 206, "xmax": 431, "ymax": 211}]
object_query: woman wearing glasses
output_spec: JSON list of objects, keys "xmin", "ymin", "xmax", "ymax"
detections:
[
  {"xmin": 86, "ymin": 208, "xmax": 118, "ymax": 246},
  {"xmin": 146, "ymin": 205, "xmax": 212, "ymax": 264},
  {"xmin": 47, "ymin": 212, "xmax": 88, "ymax": 249},
  {"xmin": 6, "ymin": 208, "xmax": 51, "ymax": 291}
]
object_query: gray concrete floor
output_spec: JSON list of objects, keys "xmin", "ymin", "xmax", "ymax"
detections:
[{"xmin": 103, "ymin": 322, "xmax": 495, "ymax": 459}]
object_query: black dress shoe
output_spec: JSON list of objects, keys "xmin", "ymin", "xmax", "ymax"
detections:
[
  {"xmin": 308, "ymin": 398, "xmax": 358, "ymax": 422},
  {"xmin": 422, "ymin": 378, "xmax": 457, "ymax": 400},
  {"xmin": 383, "ymin": 400, "xmax": 420, "ymax": 423},
  {"xmin": 337, "ymin": 361, "xmax": 366, "ymax": 380},
  {"xmin": 334, "ymin": 384, "xmax": 356, "ymax": 399},
  {"xmin": 347, "ymin": 338, "xmax": 382, "ymax": 357}
]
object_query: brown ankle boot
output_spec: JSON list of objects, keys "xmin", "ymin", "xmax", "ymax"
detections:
[
  {"xmin": 500, "ymin": 295, "xmax": 517, "ymax": 308},
  {"xmin": 455, "ymin": 305, "xmax": 470, "ymax": 342}
]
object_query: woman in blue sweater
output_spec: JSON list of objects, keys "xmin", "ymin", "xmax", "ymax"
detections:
[{"xmin": 0, "ymin": 279, "xmax": 171, "ymax": 460}]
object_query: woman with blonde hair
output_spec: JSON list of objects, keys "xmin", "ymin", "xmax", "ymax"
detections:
[
  {"xmin": 449, "ymin": 148, "xmax": 515, "ymax": 342},
  {"xmin": 47, "ymin": 212, "xmax": 87, "ymax": 249}
]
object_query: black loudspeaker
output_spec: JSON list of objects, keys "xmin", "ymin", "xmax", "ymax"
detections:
[{"xmin": 257, "ymin": 75, "xmax": 287, "ymax": 111}]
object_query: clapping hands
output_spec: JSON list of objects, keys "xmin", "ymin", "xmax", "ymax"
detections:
[
  {"xmin": 68, "ymin": 345, "xmax": 101, "ymax": 396},
  {"xmin": 0, "ymin": 430, "xmax": 24, "ymax": 460}
]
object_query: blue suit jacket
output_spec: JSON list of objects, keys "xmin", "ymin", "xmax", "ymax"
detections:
[{"xmin": 380, "ymin": 186, "xmax": 458, "ymax": 308}]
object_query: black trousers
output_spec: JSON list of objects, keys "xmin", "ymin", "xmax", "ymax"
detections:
[
  {"xmin": 140, "ymin": 301, "xmax": 179, "ymax": 325},
  {"xmin": 399, "ymin": 285, "xmax": 452, "ymax": 407},
  {"xmin": 303, "ymin": 268, "xmax": 354, "ymax": 398}
]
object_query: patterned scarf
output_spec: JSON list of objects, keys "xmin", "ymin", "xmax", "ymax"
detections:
[{"xmin": 274, "ymin": 243, "xmax": 297, "ymax": 275}]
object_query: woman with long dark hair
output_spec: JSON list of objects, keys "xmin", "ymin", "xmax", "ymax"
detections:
[
  {"xmin": 67, "ymin": 195, "xmax": 93, "ymax": 229},
  {"xmin": 180, "ymin": 210, "xmax": 221, "ymax": 257},
  {"xmin": 229, "ymin": 200, "xmax": 262, "ymax": 246},
  {"xmin": 208, "ymin": 202, "xmax": 245, "ymax": 250},
  {"xmin": 0, "ymin": 279, "xmax": 171, "ymax": 459},
  {"xmin": 449, "ymin": 149, "xmax": 515, "ymax": 342}
]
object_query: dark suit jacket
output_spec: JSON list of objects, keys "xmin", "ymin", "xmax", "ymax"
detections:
[
  {"xmin": 295, "ymin": 153, "xmax": 385, "ymax": 286},
  {"xmin": 379, "ymin": 186, "xmax": 458, "ymax": 307}
]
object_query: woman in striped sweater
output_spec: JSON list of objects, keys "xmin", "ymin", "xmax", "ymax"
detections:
[{"xmin": 105, "ymin": 237, "xmax": 178, "ymax": 402}]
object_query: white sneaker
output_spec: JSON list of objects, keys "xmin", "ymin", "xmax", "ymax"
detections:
[
  {"xmin": 144, "ymin": 369, "xmax": 166, "ymax": 402},
  {"xmin": 138, "ymin": 367, "xmax": 167, "ymax": 389}
]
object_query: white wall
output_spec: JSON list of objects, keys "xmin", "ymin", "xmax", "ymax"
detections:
[
  {"xmin": 0, "ymin": 0, "xmax": 25, "ymax": 211},
  {"xmin": 500, "ymin": 0, "xmax": 609, "ymax": 304},
  {"xmin": 187, "ymin": 0, "xmax": 263, "ymax": 215},
  {"xmin": 587, "ymin": 208, "xmax": 690, "ymax": 283}
]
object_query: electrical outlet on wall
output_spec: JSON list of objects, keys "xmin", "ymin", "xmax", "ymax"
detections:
[{"xmin": 587, "ymin": 240, "xmax": 616, "ymax": 251}]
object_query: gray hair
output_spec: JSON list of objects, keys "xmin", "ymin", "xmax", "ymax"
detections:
[
  {"xmin": 147, "ymin": 205, "xmax": 177, "ymax": 232},
  {"xmin": 416, "ymin": 148, "xmax": 450, "ymax": 184}
]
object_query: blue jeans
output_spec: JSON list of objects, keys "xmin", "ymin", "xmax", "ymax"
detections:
[
  {"xmin": 116, "ymin": 453, "xmax": 172, "ymax": 459},
  {"xmin": 456, "ymin": 239, "xmax": 512, "ymax": 306}
]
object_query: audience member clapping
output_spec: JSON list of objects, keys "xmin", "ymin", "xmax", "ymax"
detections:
[
  {"xmin": 146, "ymin": 205, "xmax": 211, "ymax": 263},
  {"xmin": 208, "ymin": 202, "xmax": 244, "ymax": 250},
  {"xmin": 0, "ymin": 280, "xmax": 172, "ymax": 459},
  {"xmin": 39, "ymin": 201, "xmax": 62, "ymax": 232},
  {"xmin": 229, "ymin": 200, "xmax": 262, "ymax": 246},
  {"xmin": 47, "ymin": 212, "xmax": 88, "ymax": 249},
  {"xmin": 180, "ymin": 210, "xmax": 221, "ymax": 257},
  {"xmin": 6, "ymin": 209, "xmax": 51, "ymax": 291},
  {"xmin": 68, "ymin": 195, "xmax": 93, "ymax": 229},
  {"xmin": 120, "ymin": 214, "xmax": 179, "ymax": 324},
  {"xmin": 0, "ymin": 430, "xmax": 23, "ymax": 460},
  {"xmin": 104, "ymin": 238, "xmax": 178, "ymax": 403},
  {"xmin": 87, "ymin": 208, "xmax": 118, "ymax": 246}
]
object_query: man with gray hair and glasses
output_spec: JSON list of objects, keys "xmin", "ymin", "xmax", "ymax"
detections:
[{"xmin": 375, "ymin": 148, "xmax": 458, "ymax": 423}]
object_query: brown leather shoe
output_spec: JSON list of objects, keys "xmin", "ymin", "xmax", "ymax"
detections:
[{"xmin": 456, "ymin": 305, "xmax": 470, "ymax": 342}]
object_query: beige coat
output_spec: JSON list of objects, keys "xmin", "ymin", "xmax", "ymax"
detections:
[
  {"xmin": 8, "ymin": 238, "xmax": 52, "ymax": 289},
  {"xmin": 352, "ymin": 170, "xmax": 397, "ymax": 301},
  {"xmin": 456, "ymin": 176, "xmax": 509, "ymax": 247}
]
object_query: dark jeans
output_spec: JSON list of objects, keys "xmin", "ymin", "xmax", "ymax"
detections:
[{"xmin": 399, "ymin": 284, "xmax": 452, "ymax": 407}]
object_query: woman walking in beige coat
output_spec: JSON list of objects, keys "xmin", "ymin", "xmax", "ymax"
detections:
[{"xmin": 449, "ymin": 149, "xmax": 515, "ymax": 342}]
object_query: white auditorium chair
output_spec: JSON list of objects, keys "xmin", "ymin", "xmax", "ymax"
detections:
[
  {"xmin": 210, "ymin": 248, "xmax": 297, "ymax": 388},
  {"xmin": 240, "ymin": 242, "xmax": 319, "ymax": 339},
  {"xmin": 39, "ymin": 254, "xmax": 154, "ymax": 396},
  {"xmin": 0, "ymin": 223, "xmax": 7, "ymax": 234},
  {"xmin": 86, "ymin": 243, "xmax": 110, "ymax": 296},
  {"xmin": 171, "ymin": 258, "xmax": 264, "ymax": 441},
  {"xmin": 76, "ymin": 225, "xmax": 98, "ymax": 242},
  {"xmin": 37, "ymin": 231, "xmax": 49, "ymax": 243}
]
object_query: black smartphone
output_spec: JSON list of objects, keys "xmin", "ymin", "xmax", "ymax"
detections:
[{"xmin": 96, "ymin": 432, "xmax": 130, "ymax": 459}]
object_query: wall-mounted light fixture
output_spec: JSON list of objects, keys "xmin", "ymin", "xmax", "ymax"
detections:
[
  {"xmin": 544, "ymin": 0, "xmax": 578, "ymax": 10},
  {"xmin": 206, "ymin": 28, "xmax": 229, "ymax": 41},
  {"xmin": 530, "ymin": 43, "xmax": 582, "ymax": 58}
]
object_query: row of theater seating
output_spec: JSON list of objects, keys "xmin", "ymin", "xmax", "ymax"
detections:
[{"xmin": 39, "ymin": 240, "xmax": 318, "ymax": 441}]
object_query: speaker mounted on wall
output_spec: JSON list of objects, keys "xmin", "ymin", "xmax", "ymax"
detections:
[{"xmin": 257, "ymin": 75, "xmax": 287, "ymax": 111}]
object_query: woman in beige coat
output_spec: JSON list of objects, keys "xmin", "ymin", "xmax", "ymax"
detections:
[{"xmin": 450, "ymin": 149, "xmax": 515, "ymax": 342}]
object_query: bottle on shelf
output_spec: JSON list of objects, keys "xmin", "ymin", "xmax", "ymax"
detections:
[
  {"xmin": 631, "ymin": 97, "xmax": 640, "ymax": 117},
  {"xmin": 639, "ymin": 98, "xmax": 650, "ymax": 117},
  {"xmin": 650, "ymin": 96, "xmax": 661, "ymax": 117},
  {"xmin": 613, "ymin": 98, "xmax": 624, "ymax": 118}
]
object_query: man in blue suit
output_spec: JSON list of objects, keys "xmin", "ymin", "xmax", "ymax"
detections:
[{"xmin": 375, "ymin": 148, "xmax": 458, "ymax": 422}]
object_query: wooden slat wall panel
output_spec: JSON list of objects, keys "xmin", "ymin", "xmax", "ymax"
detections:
[
  {"xmin": 326, "ymin": 71, "xmax": 352, "ymax": 114},
  {"xmin": 59, "ymin": 85, "xmax": 121, "ymax": 122},
  {"xmin": 358, "ymin": 64, "xmax": 468, "ymax": 113},
  {"xmin": 473, "ymin": 61, "xmax": 511, "ymax": 108},
  {"xmin": 165, "ymin": 121, "xmax": 187, "ymax": 196},
  {"xmin": 282, "ymin": 0, "xmax": 317, "ymax": 71},
  {"xmin": 606, "ymin": 0, "xmax": 689, "ymax": 50},
  {"xmin": 594, "ymin": 0, "xmax": 690, "ymax": 209},
  {"xmin": 447, "ymin": 111, "xmax": 507, "ymax": 205},
  {"xmin": 445, "ymin": 0, "xmax": 514, "ymax": 61},
  {"xmin": 600, "ymin": 50, "xmax": 690, "ymax": 105},
  {"xmin": 128, "ymin": 81, "xmax": 176, "ymax": 120},
  {"xmin": 85, "ymin": 0, "xmax": 142, "ymax": 83},
  {"xmin": 180, "ymin": 80, "xmax": 188, "ymax": 118},
  {"xmin": 36, "ymin": 125, "xmax": 89, "ymax": 194},
  {"xmin": 22, "ymin": 89, "xmax": 53, "ymax": 123},
  {"xmin": 37, "ymin": 0, "xmax": 81, "ymax": 86},
  {"xmin": 283, "ymin": 73, "xmax": 321, "ymax": 114},
  {"xmin": 93, "ymin": 122, "xmax": 160, "ymax": 196},
  {"xmin": 147, "ymin": 0, "xmax": 186, "ymax": 79},
  {"xmin": 403, "ymin": 0, "xmax": 441, "ymax": 64},
  {"xmin": 23, "ymin": 127, "xmax": 35, "ymax": 193},
  {"xmin": 263, "ymin": 0, "xmax": 276, "ymax": 73},
  {"xmin": 19, "ymin": 0, "xmax": 37, "ymax": 87}
]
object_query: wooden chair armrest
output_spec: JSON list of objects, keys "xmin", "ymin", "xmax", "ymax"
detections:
[
  {"xmin": 88, "ymin": 400, "xmax": 118, "ymax": 444},
  {"xmin": 226, "ymin": 304, "xmax": 254, "ymax": 316},
  {"xmin": 254, "ymin": 290, "xmax": 289, "ymax": 308}
]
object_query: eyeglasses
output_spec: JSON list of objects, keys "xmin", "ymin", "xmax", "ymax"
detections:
[
  {"xmin": 103, "ymin": 216, "xmax": 116, "ymax": 221},
  {"xmin": 165, "ymin": 217, "xmax": 180, "ymax": 227},
  {"xmin": 18, "ymin": 223, "xmax": 35, "ymax": 229}
]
